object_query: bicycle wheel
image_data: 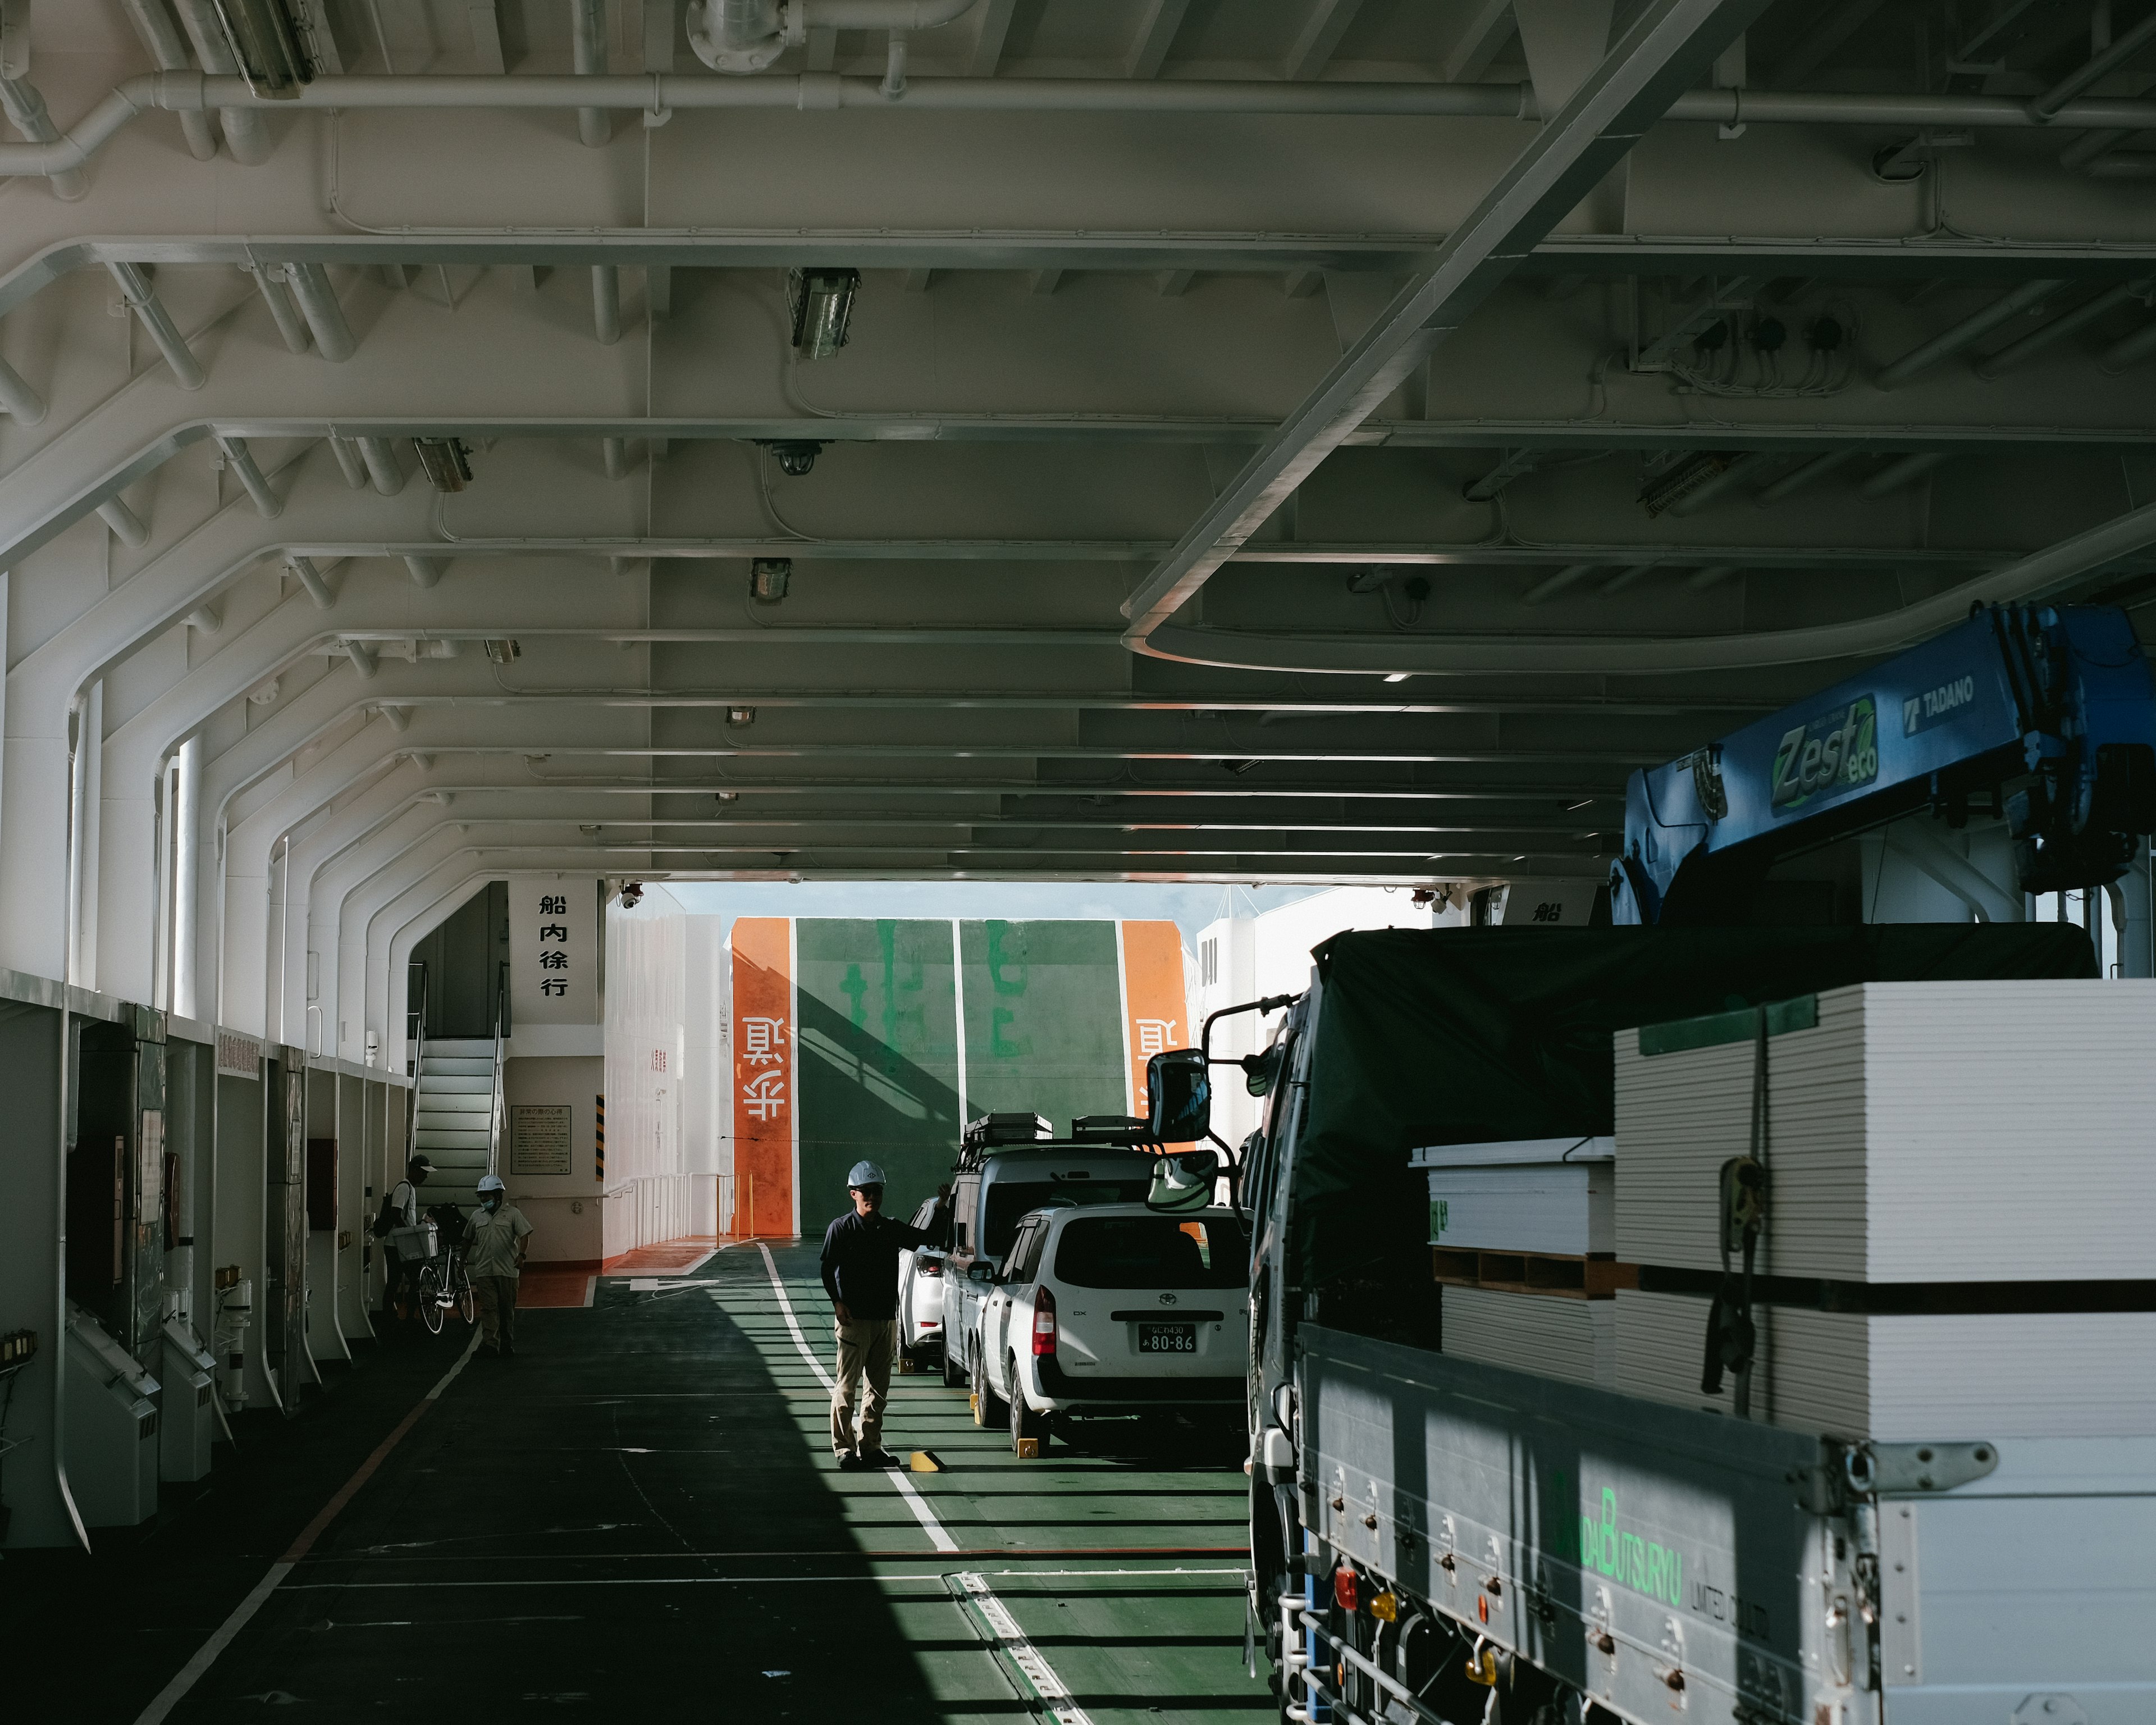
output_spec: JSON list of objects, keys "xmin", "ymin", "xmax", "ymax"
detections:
[
  {"xmin": 416, "ymin": 1265, "xmax": 445, "ymax": 1334},
  {"xmin": 452, "ymin": 1257, "xmax": 476, "ymax": 1325}
]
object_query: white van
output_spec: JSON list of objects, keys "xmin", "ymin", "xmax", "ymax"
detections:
[{"xmin": 966, "ymin": 1202, "xmax": 1249, "ymax": 1454}]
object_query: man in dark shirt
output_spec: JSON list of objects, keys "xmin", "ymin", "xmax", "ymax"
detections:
[{"xmin": 820, "ymin": 1160, "xmax": 932, "ymax": 1469}]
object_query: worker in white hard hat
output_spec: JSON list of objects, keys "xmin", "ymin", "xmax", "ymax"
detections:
[
  {"xmin": 463, "ymin": 1174, "xmax": 533, "ymax": 1357},
  {"xmin": 819, "ymin": 1159, "xmax": 934, "ymax": 1468}
]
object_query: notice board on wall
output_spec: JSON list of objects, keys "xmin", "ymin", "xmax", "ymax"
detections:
[{"xmin": 511, "ymin": 1105, "xmax": 573, "ymax": 1176}]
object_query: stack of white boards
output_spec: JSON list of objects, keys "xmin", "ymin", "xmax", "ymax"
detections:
[
  {"xmin": 1611, "ymin": 979, "xmax": 2156, "ymax": 1440},
  {"xmin": 1413, "ymin": 1138, "xmax": 1619, "ymax": 1388}
]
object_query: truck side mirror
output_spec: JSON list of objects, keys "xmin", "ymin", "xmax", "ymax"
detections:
[
  {"xmin": 967, "ymin": 1262, "xmax": 993, "ymax": 1283},
  {"xmin": 1146, "ymin": 1048, "xmax": 1211, "ymax": 1143}
]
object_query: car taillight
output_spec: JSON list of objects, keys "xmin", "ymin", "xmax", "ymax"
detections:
[
  {"xmin": 918, "ymin": 1259, "xmax": 942, "ymax": 1277},
  {"xmin": 1032, "ymin": 1285, "xmax": 1057, "ymax": 1357}
]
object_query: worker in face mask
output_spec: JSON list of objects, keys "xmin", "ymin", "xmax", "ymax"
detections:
[{"xmin": 463, "ymin": 1174, "xmax": 533, "ymax": 1357}]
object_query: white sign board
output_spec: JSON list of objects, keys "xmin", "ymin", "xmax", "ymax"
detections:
[
  {"xmin": 510, "ymin": 1104, "xmax": 574, "ymax": 1176},
  {"xmin": 509, "ymin": 878, "xmax": 599, "ymax": 1026},
  {"xmin": 215, "ymin": 1029, "xmax": 263, "ymax": 1078}
]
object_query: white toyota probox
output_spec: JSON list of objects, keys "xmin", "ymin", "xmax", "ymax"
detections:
[
  {"xmin": 895, "ymin": 1193, "xmax": 950, "ymax": 1363},
  {"xmin": 965, "ymin": 1202, "xmax": 1249, "ymax": 1454}
]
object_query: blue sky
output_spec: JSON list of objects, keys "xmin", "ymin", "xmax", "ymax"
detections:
[{"xmin": 659, "ymin": 880, "xmax": 1324, "ymax": 947}]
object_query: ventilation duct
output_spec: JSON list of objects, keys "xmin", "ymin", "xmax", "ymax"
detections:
[
  {"xmin": 686, "ymin": 0, "xmax": 981, "ymax": 75},
  {"xmin": 205, "ymin": 0, "xmax": 319, "ymax": 99}
]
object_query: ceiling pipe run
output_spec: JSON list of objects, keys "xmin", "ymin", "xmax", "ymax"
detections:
[
  {"xmin": 217, "ymin": 435, "xmax": 284, "ymax": 517},
  {"xmin": 0, "ymin": 354, "xmax": 47, "ymax": 423},
  {"xmin": 283, "ymin": 264, "xmax": 357, "ymax": 361},
  {"xmin": 106, "ymin": 261, "xmax": 205, "ymax": 389},
  {"xmin": 327, "ymin": 435, "xmax": 369, "ymax": 489},
  {"xmin": 117, "ymin": 0, "xmax": 219, "ymax": 161},
  {"xmin": 98, "ymin": 496, "xmax": 152, "ymax": 547},
  {"xmin": 249, "ymin": 266, "xmax": 311, "ymax": 354},
  {"xmin": 687, "ymin": 0, "xmax": 980, "ymax": 75},
  {"xmin": 355, "ymin": 436, "xmax": 406, "ymax": 496},
  {"xmin": 1874, "ymin": 279, "xmax": 2063, "ymax": 389},
  {"xmin": 286, "ymin": 555, "xmax": 335, "ymax": 609},
  {"xmin": 1856, "ymin": 450, "xmax": 1948, "ymax": 498},
  {"xmin": 1754, "ymin": 446, "xmax": 1859, "ymax": 503},
  {"xmin": 1976, "ymin": 279, "xmax": 2153, "ymax": 378},
  {"xmin": 572, "ymin": 0, "xmax": 612, "ymax": 145},
  {"xmin": 0, "ymin": 76, "xmax": 88, "ymax": 199},
  {"xmin": 19, "ymin": 74, "xmax": 2156, "ymax": 179},
  {"xmin": 168, "ymin": 0, "xmax": 272, "ymax": 163}
]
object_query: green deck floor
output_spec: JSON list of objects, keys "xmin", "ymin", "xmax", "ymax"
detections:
[{"xmin": 7, "ymin": 1242, "xmax": 1273, "ymax": 1722}]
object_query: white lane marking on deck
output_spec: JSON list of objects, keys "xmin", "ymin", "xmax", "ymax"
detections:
[
  {"xmin": 134, "ymin": 1327, "xmax": 483, "ymax": 1724},
  {"xmin": 755, "ymin": 1243, "xmax": 1093, "ymax": 1724},
  {"xmin": 284, "ymin": 1566, "xmax": 1246, "ymax": 1591}
]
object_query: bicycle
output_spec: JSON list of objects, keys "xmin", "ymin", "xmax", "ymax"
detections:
[{"xmin": 415, "ymin": 1243, "xmax": 476, "ymax": 1334}]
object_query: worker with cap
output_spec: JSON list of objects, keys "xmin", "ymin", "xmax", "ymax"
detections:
[
  {"xmin": 819, "ymin": 1160, "xmax": 934, "ymax": 1468},
  {"xmin": 463, "ymin": 1174, "xmax": 534, "ymax": 1356},
  {"xmin": 377, "ymin": 1154, "xmax": 435, "ymax": 1327}
]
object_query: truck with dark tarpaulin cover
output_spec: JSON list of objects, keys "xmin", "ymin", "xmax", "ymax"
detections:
[{"xmin": 1204, "ymin": 923, "xmax": 2139, "ymax": 1725}]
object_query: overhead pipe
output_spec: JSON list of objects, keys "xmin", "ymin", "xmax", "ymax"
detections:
[
  {"xmin": 217, "ymin": 435, "xmax": 284, "ymax": 516},
  {"xmin": 282, "ymin": 263, "xmax": 357, "ymax": 360},
  {"xmin": 169, "ymin": 0, "xmax": 273, "ymax": 163},
  {"xmin": 2088, "ymin": 151, "xmax": 2156, "ymax": 176},
  {"xmin": 118, "ymin": 0, "xmax": 220, "ymax": 160},
  {"xmin": 1665, "ymin": 452, "xmax": 1758, "ymax": 516},
  {"xmin": 1977, "ymin": 279, "xmax": 2153, "ymax": 377},
  {"xmin": 98, "ymin": 496, "xmax": 152, "ymax": 546},
  {"xmin": 355, "ymin": 436, "xmax": 406, "ymax": 495},
  {"xmin": 602, "ymin": 437, "xmax": 631, "ymax": 479},
  {"xmin": 572, "ymin": 0, "xmax": 612, "ymax": 146},
  {"xmin": 1598, "ymin": 563, "xmax": 1659, "ymax": 594},
  {"xmin": 185, "ymin": 603, "xmax": 222, "ymax": 633},
  {"xmin": 343, "ymin": 640, "xmax": 379, "ymax": 678},
  {"xmin": 107, "ymin": 261, "xmax": 205, "ymax": 389},
  {"xmin": 327, "ymin": 435, "xmax": 369, "ymax": 489},
  {"xmin": 404, "ymin": 555, "xmax": 446, "ymax": 588},
  {"xmin": 688, "ymin": 0, "xmax": 979, "ymax": 75},
  {"xmin": 249, "ymin": 266, "xmax": 312, "ymax": 354},
  {"xmin": 0, "ymin": 354, "xmax": 47, "ymax": 423},
  {"xmin": 1755, "ymin": 446, "xmax": 1859, "ymax": 503},
  {"xmin": 2032, "ymin": 10, "xmax": 2156, "ymax": 120},
  {"xmin": 285, "ymin": 554, "xmax": 335, "ymax": 608},
  {"xmin": 592, "ymin": 265, "xmax": 622, "ymax": 345},
  {"xmin": 1874, "ymin": 279, "xmax": 2063, "ymax": 388},
  {"xmin": 1857, "ymin": 450, "xmax": 1948, "ymax": 498},
  {"xmin": 1521, "ymin": 564, "xmax": 1597, "ymax": 604},
  {"xmin": 1686, "ymin": 562, "xmax": 1740, "ymax": 588},
  {"xmin": 0, "ymin": 76, "xmax": 89, "ymax": 199},
  {"xmin": 380, "ymin": 704, "xmax": 412, "ymax": 731},
  {"xmin": 28, "ymin": 76, "xmax": 2156, "ymax": 180}
]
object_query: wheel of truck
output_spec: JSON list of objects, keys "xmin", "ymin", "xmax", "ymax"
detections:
[
  {"xmin": 971, "ymin": 1340, "xmax": 1004, "ymax": 1427},
  {"xmin": 1008, "ymin": 1358, "xmax": 1049, "ymax": 1454},
  {"xmin": 940, "ymin": 1336, "xmax": 965, "ymax": 1388}
]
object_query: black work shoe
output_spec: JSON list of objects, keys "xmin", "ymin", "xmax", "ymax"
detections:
[
  {"xmin": 860, "ymin": 1448, "xmax": 902, "ymax": 1468},
  {"xmin": 835, "ymin": 1452, "xmax": 865, "ymax": 1471}
]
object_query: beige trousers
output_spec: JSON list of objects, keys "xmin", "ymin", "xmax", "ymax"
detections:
[
  {"xmin": 831, "ymin": 1318, "xmax": 895, "ymax": 1456},
  {"xmin": 476, "ymin": 1275, "xmax": 518, "ymax": 1350}
]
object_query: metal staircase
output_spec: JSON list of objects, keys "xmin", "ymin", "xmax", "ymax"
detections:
[{"xmin": 412, "ymin": 1038, "xmax": 497, "ymax": 1213}]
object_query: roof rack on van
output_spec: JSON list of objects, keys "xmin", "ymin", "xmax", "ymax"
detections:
[
  {"xmin": 962, "ymin": 1112, "xmax": 1052, "ymax": 1152},
  {"xmin": 1070, "ymin": 1115, "xmax": 1153, "ymax": 1145}
]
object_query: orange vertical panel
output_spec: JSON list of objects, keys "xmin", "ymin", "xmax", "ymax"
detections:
[
  {"xmin": 1120, "ymin": 919, "xmax": 1189, "ymax": 1124},
  {"xmin": 731, "ymin": 916, "xmax": 795, "ymax": 1237}
]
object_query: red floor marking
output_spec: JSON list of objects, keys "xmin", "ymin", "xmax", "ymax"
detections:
[
  {"xmin": 602, "ymin": 1237, "xmax": 729, "ymax": 1273},
  {"xmin": 518, "ymin": 1271, "xmax": 597, "ymax": 1309}
]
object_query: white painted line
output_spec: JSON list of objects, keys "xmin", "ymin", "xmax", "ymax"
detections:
[
  {"xmin": 131, "ymin": 1561, "xmax": 295, "ymax": 1724},
  {"xmin": 754, "ymin": 1244, "xmax": 1093, "ymax": 1724},
  {"xmin": 285, "ymin": 1566, "xmax": 1249, "ymax": 1591},
  {"xmin": 134, "ymin": 1327, "xmax": 482, "ymax": 1725}
]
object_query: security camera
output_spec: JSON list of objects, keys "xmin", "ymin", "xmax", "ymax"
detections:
[
  {"xmin": 757, "ymin": 439, "xmax": 825, "ymax": 478},
  {"xmin": 619, "ymin": 880, "xmax": 644, "ymax": 908}
]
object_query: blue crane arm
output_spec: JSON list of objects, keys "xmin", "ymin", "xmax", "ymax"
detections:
[{"xmin": 1610, "ymin": 604, "xmax": 2156, "ymax": 925}]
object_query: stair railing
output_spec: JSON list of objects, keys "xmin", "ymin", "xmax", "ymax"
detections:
[
  {"xmin": 404, "ymin": 960, "xmax": 428, "ymax": 1163},
  {"xmin": 487, "ymin": 977, "xmax": 508, "ymax": 1176}
]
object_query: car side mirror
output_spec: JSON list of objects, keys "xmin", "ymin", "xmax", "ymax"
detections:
[
  {"xmin": 1146, "ymin": 1047, "xmax": 1212, "ymax": 1143},
  {"xmin": 967, "ymin": 1262, "xmax": 993, "ymax": 1283}
]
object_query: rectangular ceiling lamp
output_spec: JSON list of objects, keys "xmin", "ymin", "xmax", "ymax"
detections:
[
  {"xmin": 411, "ymin": 437, "xmax": 473, "ymax": 492},
  {"xmin": 210, "ymin": 0, "xmax": 319, "ymax": 99},
  {"xmin": 788, "ymin": 268, "xmax": 860, "ymax": 360}
]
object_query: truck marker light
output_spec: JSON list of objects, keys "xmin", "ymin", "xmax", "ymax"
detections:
[
  {"xmin": 1369, "ymin": 1590, "xmax": 1399, "ymax": 1622},
  {"xmin": 1032, "ymin": 1285, "xmax": 1058, "ymax": 1357},
  {"xmin": 1332, "ymin": 1567, "xmax": 1358, "ymax": 1611}
]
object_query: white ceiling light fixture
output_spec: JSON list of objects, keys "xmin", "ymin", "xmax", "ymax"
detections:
[
  {"xmin": 788, "ymin": 268, "xmax": 860, "ymax": 360},
  {"xmin": 412, "ymin": 437, "xmax": 473, "ymax": 493},
  {"xmin": 728, "ymin": 706, "xmax": 757, "ymax": 726},
  {"xmin": 750, "ymin": 558, "xmax": 792, "ymax": 603},
  {"xmin": 207, "ymin": 0, "xmax": 319, "ymax": 99}
]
